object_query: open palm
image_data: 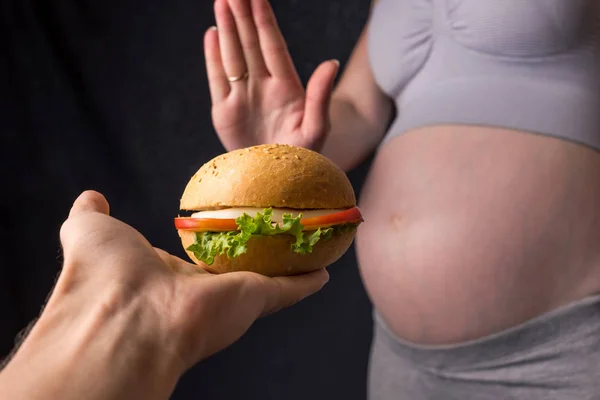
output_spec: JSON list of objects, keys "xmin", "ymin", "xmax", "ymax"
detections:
[{"xmin": 204, "ymin": 0, "xmax": 339, "ymax": 151}]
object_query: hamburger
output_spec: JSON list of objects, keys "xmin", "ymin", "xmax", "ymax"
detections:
[{"xmin": 174, "ymin": 144, "xmax": 363, "ymax": 277}]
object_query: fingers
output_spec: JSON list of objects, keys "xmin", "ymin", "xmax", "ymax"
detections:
[
  {"xmin": 214, "ymin": 0, "xmax": 248, "ymax": 81},
  {"xmin": 252, "ymin": 0, "xmax": 298, "ymax": 78},
  {"xmin": 228, "ymin": 0, "xmax": 268, "ymax": 76},
  {"xmin": 178, "ymin": 268, "xmax": 328, "ymax": 363},
  {"xmin": 201, "ymin": 268, "xmax": 329, "ymax": 318},
  {"xmin": 257, "ymin": 269, "xmax": 330, "ymax": 315},
  {"xmin": 302, "ymin": 60, "xmax": 340, "ymax": 142},
  {"xmin": 208, "ymin": 0, "xmax": 299, "ymax": 92},
  {"xmin": 204, "ymin": 26, "xmax": 231, "ymax": 102},
  {"xmin": 68, "ymin": 190, "xmax": 110, "ymax": 217}
]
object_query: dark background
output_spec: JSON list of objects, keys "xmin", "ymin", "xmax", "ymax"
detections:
[{"xmin": 0, "ymin": 0, "xmax": 374, "ymax": 398}]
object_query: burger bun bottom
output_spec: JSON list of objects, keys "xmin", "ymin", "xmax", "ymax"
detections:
[{"xmin": 177, "ymin": 228, "xmax": 357, "ymax": 277}]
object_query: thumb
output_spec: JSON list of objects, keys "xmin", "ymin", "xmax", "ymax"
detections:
[
  {"xmin": 69, "ymin": 190, "xmax": 110, "ymax": 217},
  {"xmin": 302, "ymin": 59, "xmax": 340, "ymax": 145},
  {"xmin": 59, "ymin": 190, "xmax": 111, "ymax": 255}
]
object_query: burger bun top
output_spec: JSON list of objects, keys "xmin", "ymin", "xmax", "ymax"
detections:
[{"xmin": 180, "ymin": 144, "xmax": 356, "ymax": 211}]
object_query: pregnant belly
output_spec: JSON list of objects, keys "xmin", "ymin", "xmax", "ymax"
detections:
[{"xmin": 357, "ymin": 125, "xmax": 600, "ymax": 345}]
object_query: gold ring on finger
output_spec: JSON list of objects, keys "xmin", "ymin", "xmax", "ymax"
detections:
[{"xmin": 227, "ymin": 71, "xmax": 249, "ymax": 83}]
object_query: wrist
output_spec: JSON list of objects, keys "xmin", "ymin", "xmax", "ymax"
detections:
[{"xmin": 0, "ymin": 285, "xmax": 184, "ymax": 400}]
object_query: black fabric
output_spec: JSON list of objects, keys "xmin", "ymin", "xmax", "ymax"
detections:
[{"xmin": 0, "ymin": 0, "xmax": 374, "ymax": 399}]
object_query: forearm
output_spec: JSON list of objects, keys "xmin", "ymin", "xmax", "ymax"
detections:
[
  {"xmin": 0, "ymin": 291, "xmax": 182, "ymax": 400},
  {"xmin": 320, "ymin": 15, "xmax": 394, "ymax": 172},
  {"xmin": 321, "ymin": 95, "xmax": 391, "ymax": 172}
]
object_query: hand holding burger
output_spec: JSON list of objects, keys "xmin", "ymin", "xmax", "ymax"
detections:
[{"xmin": 0, "ymin": 190, "xmax": 329, "ymax": 400}]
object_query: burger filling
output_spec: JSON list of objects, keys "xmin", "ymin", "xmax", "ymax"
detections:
[{"xmin": 175, "ymin": 207, "xmax": 362, "ymax": 265}]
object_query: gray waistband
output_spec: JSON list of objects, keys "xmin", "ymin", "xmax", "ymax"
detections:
[{"xmin": 373, "ymin": 295, "xmax": 600, "ymax": 370}]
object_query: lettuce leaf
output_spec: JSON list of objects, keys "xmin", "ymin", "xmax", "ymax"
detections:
[{"xmin": 185, "ymin": 208, "xmax": 352, "ymax": 265}]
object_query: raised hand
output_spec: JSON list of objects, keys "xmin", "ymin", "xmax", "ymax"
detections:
[{"xmin": 204, "ymin": 0, "xmax": 340, "ymax": 151}]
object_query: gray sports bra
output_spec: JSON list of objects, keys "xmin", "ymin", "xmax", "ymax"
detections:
[{"xmin": 367, "ymin": 0, "xmax": 600, "ymax": 150}]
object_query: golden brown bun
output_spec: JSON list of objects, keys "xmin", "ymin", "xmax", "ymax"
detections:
[
  {"xmin": 180, "ymin": 144, "xmax": 356, "ymax": 211},
  {"xmin": 178, "ymin": 228, "xmax": 357, "ymax": 277}
]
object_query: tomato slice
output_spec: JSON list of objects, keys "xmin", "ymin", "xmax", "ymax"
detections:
[
  {"xmin": 174, "ymin": 207, "xmax": 363, "ymax": 232},
  {"xmin": 300, "ymin": 207, "xmax": 363, "ymax": 230},
  {"xmin": 174, "ymin": 217, "xmax": 238, "ymax": 232}
]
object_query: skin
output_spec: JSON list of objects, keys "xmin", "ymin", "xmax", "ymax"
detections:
[
  {"xmin": 205, "ymin": 0, "xmax": 392, "ymax": 171},
  {"xmin": 3, "ymin": 1, "xmax": 597, "ymax": 397},
  {"xmin": 206, "ymin": 0, "xmax": 600, "ymax": 344},
  {"xmin": 0, "ymin": 191, "xmax": 328, "ymax": 399}
]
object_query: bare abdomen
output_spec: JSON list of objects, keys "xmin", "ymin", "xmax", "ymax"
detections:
[{"xmin": 356, "ymin": 125, "xmax": 600, "ymax": 345}]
